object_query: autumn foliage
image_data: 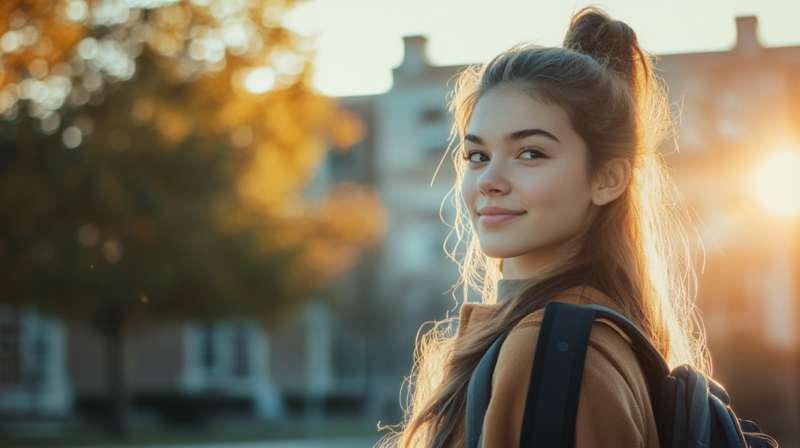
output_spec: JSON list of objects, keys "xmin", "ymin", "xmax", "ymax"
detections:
[{"xmin": 0, "ymin": 0, "xmax": 384, "ymax": 321}]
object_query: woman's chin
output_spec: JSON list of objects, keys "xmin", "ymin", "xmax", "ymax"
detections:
[{"xmin": 479, "ymin": 245, "xmax": 528, "ymax": 261}]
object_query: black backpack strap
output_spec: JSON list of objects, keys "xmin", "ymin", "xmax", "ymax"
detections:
[
  {"xmin": 518, "ymin": 302, "xmax": 596, "ymax": 448},
  {"xmin": 466, "ymin": 329, "xmax": 511, "ymax": 448},
  {"xmin": 584, "ymin": 305, "xmax": 719, "ymax": 448},
  {"xmin": 582, "ymin": 304, "xmax": 672, "ymax": 403},
  {"xmin": 582, "ymin": 304, "xmax": 675, "ymax": 446},
  {"xmin": 469, "ymin": 301, "xmax": 774, "ymax": 448}
]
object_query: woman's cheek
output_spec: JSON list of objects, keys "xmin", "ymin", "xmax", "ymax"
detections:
[
  {"xmin": 518, "ymin": 174, "xmax": 563, "ymax": 208},
  {"xmin": 531, "ymin": 172, "xmax": 592, "ymax": 232}
]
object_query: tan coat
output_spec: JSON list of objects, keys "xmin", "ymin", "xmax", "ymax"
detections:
[{"xmin": 452, "ymin": 285, "xmax": 660, "ymax": 448}]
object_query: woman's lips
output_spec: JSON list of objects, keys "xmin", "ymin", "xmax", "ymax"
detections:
[
  {"xmin": 477, "ymin": 206, "xmax": 526, "ymax": 226},
  {"xmin": 479, "ymin": 213, "xmax": 524, "ymax": 225}
]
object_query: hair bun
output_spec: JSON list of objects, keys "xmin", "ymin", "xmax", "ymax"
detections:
[{"xmin": 563, "ymin": 7, "xmax": 644, "ymax": 91}]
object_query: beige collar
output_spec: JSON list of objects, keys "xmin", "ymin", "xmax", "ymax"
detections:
[{"xmin": 457, "ymin": 285, "xmax": 633, "ymax": 343}]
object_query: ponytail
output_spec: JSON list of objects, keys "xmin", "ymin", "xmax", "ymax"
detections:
[
  {"xmin": 563, "ymin": 7, "xmax": 672, "ymax": 154},
  {"xmin": 563, "ymin": 8, "xmax": 647, "ymax": 92}
]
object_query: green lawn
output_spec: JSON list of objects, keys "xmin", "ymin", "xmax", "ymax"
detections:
[{"xmin": 0, "ymin": 419, "xmax": 391, "ymax": 447}]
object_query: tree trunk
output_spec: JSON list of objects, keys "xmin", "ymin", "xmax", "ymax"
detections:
[{"xmin": 102, "ymin": 307, "xmax": 130, "ymax": 436}]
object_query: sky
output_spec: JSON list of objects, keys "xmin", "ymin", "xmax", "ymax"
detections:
[{"xmin": 282, "ymin": 0, "xmax": 800, "ymax": 98}]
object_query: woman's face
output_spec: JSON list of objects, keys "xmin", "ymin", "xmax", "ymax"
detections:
[{"xmin": 460, "ymin": 86, "xmax": 597, "ymax": 279}]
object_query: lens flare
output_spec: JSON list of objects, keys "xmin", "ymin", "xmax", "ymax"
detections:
[{"xmin": 756, "ymin": 149, "xmax": 800, "ymax": 215}]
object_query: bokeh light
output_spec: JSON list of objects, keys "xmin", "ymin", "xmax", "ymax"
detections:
[
  {"xmin": 65, "ymin": 0, "xmax": 89, "ymax": 22},
  {"xmin": 244, "ymin": 67, "xmax": 275, "ymax": 94},
  {"xmin": 756, "ymin": 149, "xmax": 800, "ymax": 215},
  {"xmin": 231, "ymin": 125, "xmax": 253, "ymax": 147},
  {"xmin": 78, "ymin": 223, "xmax": 99, "ymax": 247},
  {"xmin": 62, "ymin": 126, "xmax": 82, "ymax": 148},
  {"xmin": 41, "ymin": 113, "xmax": 60, "ymax": 134},
  {"xmin": 102, "ymin": 239, "xmax": 123, "ymax": 264}
]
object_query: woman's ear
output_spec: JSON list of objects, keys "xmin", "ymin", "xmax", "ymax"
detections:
[{"xmin": 591, "ymin": 157, "xmax": 631, "ymax": 206}]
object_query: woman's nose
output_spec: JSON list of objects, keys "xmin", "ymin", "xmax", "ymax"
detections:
[{"xmin": 477, "ymin": 161, "xmax": 511, "ymax": 196}]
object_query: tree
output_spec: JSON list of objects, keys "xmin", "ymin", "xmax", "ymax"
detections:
[{"xmin": 0, "ymin": 0, "xmax": 384, "ymax": 434}]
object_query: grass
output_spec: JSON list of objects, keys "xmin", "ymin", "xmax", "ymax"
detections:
[{"xmin": 0, "ymin": 418, "xmax": 392, "ymax": 447}]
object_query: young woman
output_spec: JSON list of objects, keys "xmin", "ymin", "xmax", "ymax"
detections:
[{"xmin": 382, "ymin": 6, "xmax": 707, "ymax": 448}]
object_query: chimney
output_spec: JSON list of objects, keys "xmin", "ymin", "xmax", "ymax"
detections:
[
  {"xmin": 734, "ymin": 16, "xmax": 761, "ymax": 56},
  {"xmin": 397, "ymin": 35, "xmax": 430, "ymax": 78}
]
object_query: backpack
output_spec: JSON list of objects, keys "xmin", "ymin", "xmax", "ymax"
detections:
[{"xmin": 466, "ymin": 301, "xmax": 778, "ymax": 448}]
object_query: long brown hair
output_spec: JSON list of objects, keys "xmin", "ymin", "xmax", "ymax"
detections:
[{"xmin": 381, "ymin": 7, "xmax": 706, "ymax": 448}]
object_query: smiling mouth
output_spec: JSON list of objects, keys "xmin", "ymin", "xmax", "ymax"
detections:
[{"xmin": 478, "ymin": 212, "xmax": 525, "ymax": 226}]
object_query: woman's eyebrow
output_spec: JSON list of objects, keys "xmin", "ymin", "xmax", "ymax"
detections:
[{"xmin": 465, "ymin": 128, "xmax": 561, "ymax": 145}]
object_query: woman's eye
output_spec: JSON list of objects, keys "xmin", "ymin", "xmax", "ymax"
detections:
[
  {"xmin": 520, "ymin": 148, "xmax": 545, "ymax": 160},
  {"xmin": 463, "ymin": 151, "xmax": 489, "ymax": 163}
]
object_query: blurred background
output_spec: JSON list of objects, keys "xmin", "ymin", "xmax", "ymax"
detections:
[{"xmin": 0, "ymin": 0, "xmax": 799, "ymax": 447}]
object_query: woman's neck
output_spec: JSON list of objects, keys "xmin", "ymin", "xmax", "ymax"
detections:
[
  {"xmin": 501, "ymin": 252, "xmax": 558, "ymax": 279},
  {"xmin": 496, "ymin": 277, "xmax": 540, "ymax": 302},
  {"xmin": 501, "ymin": 235, "xmax": 583, "ymax": 279}
]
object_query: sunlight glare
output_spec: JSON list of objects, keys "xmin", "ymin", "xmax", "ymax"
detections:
[{"xmin": 756, "ymin": 149, "xmax": 800, "ymax": 215}]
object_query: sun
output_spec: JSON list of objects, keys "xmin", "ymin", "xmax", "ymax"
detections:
[{"xmin": 756, "ymin": 149, "xmax": 800, "ymax": 215}]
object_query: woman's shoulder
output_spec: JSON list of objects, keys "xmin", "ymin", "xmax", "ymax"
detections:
[
  {"xmin": 498, "ymin": 285, "xmax": 651, "ymax": 410},
  {"xmin": 505, "ymin": 285, "xmax": 639, "ymax": 372},
  {"xmin": 508, "ymin": 285, "xmax": 627, "ymax": 334},
  {"xmin": 483, "ymin": 286, "xmax": 658, "ymax": 447},
  {"xmin": 500, "ymin": 301, "xmax": 647, "ymax": 395},
  {"xmin": 457, "ymin": 285, "xmax": 628, "ymax": 340},
  {"xmin": 455, "ymin": 300, "xmax": 504, "ymax": 340}
]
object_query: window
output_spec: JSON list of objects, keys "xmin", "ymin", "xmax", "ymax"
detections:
[
  {"xmin": 201, "ymin": 324, "xmax": 214, "ymax": 373},
  {"xmin": 232, "ymin": 327, "xmax": 249, "ymax": 377},
  {"xmin": 183, "ymin": 319, "xmax": 268, "ymax": 395},
  {"xmin": 197, "ymin": 322, "xmax": 250, "ymax": 380},
  {"xmin": 0, "ymin": 309, "xmax": 71, "ymax": 416},
  {"xmin": 420, "ymin": 108, "xmax": 451, "ymax": 156}
]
